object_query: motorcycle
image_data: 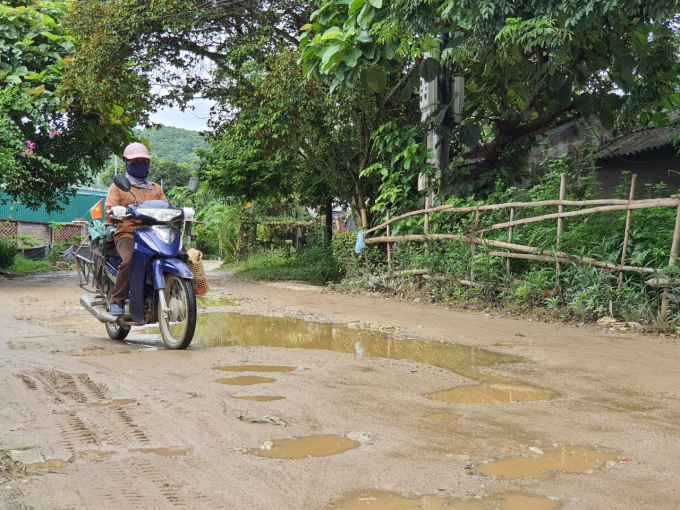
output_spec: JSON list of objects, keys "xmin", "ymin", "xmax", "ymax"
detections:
[{"xmin": 75, "ymin": 174, "xmax": 200, "ymax": 350}]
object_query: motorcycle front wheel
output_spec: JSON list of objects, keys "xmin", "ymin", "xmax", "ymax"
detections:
[{"xmin": 158, "ymin": 274, "xmax": 197, "ymax": 350}]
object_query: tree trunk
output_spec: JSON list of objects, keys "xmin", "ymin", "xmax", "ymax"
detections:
[{"xmin": 324, "ymin": 198, "xmax": 333, "ymax": 245}]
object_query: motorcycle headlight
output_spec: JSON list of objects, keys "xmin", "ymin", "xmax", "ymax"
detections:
[
  {"xmin": 137, "ymin": 208, "xmax": 182, "ymax": 222},
  {"xmin": 150, "ymin": 225, "xmax": 179, "ymax": 244}
]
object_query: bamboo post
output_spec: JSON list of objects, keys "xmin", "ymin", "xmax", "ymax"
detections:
[
  {"xmin": 424, "ymin": 196, "xmax": 430, "ymax": 251},
  {"xmin": 470, "ymin": 208, "xmax": 480, "ymax": 283},
  {"xmin": 507, "ymin": 207, "xmax": 515, "ymax": 276},
  {"xmin": 618, "ymin": 174, "xmax": 637, "ymax": 289},
  {"xmin": 555, "ymin": 173, "xmax": 567, "ymax": 292},
  {"xmin": 662, "ymin": 202, "xmax": 680, "ymax": 320},
  {"xmin": 386, "ymin": 208, "xmax": 392, "ymax": 269}
]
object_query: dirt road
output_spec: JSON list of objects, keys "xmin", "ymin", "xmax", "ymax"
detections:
[{"xmin": 1, "ymin": 264, "xmax": 679, "ymax": 509}]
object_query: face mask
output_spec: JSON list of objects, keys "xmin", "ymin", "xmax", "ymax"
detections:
[{"xmin": 126, "ymin": 161, "xmax": 150, "ymax": 178}]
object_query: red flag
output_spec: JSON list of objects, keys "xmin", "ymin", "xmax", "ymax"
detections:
[{"xmin": 89, "ymin": 199, "xmax": 103, "ymax": 219}]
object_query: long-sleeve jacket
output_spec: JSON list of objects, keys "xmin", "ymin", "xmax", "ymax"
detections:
[{"xmin": 105, "ymin": 182, "xmax": 167, "ymax": 242}]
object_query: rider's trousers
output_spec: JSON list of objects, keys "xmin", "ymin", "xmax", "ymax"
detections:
[{"xmin": 112, "ymin": 237, "xmax": 135, "ymax": 307}]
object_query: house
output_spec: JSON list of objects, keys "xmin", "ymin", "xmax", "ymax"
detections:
[{"xmin": 0, "ymin": 185, "xmax": 108, "ymax": 250}]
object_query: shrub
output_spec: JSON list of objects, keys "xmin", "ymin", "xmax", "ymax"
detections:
[{"xmin": 0, "ymin": 238, "xmax": 16, "ymax": 269}]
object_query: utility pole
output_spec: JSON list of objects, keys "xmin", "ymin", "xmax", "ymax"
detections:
[
  {"xmin": 114, "ymin": 155, "xmax": 118, "ymax": 176},
  {"xmin": 418, "ymin": 33, "xmax": 464, "ymax": 204}
]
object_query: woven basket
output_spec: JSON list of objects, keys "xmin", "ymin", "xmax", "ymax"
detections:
[{"xmin": 187, "ymin": 259, "xmax": 210, "ymax": 297}]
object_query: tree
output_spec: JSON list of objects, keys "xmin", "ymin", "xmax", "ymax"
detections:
[
  {"xmin": 136, "ymin": 126, "xmax": 209, "ymax": 166},
  {"xmin": 99, "ymin": 157, "xmax": 194, "ymax": 190},
  {"xmin": 0, "ymin": 0, "xmax": 134, "ymax": 212},
  {"xmin": 300, "ymin": 0, "xmax": 680, "ymax": 178}
]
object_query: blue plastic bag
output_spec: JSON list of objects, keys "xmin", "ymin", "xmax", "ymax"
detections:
[{"xmin": 354, "ymin": 230, "xmax": 366, "ymax": 253}]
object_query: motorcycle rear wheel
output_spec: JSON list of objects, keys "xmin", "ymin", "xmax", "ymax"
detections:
[
  {"xmin": 106, "ymin": 321, "xmax": 130, "ymax": 341},
  {"xmin": 158, "ymin": 274, "xmax": 196, "ymax": 350}
]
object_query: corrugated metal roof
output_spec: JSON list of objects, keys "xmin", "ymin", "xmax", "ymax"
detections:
[
  {"xmin": 594, "ymin": 122, "xmax": 676, "ymax": 160},
  {"xmin": 0, "ymin": 186, "xmax": 109, "ymax": 223}
]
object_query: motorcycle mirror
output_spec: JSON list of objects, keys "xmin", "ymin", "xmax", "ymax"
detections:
[
  {"xmin": 113, "ymin": 174, "xmax": 132, "ymax": 192},
  {"xmin": 187, "ymin": 176, "xmax": 200, "ymax": 195}
]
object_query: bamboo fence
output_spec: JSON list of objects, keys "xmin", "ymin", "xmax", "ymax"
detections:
[{"xmin": 362, "ymin": 173, "xmax": 680, "ymax": 320}]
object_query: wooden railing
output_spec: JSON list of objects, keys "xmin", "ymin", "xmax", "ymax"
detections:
[{"xmin": 362, "ymin": 174, "xmax": 680, "ymax": 319}]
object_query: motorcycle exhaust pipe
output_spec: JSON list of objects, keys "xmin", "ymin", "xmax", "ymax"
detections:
[{"xmin": 80, "ymin": 294, "xmax": 117, "ymax": 324}]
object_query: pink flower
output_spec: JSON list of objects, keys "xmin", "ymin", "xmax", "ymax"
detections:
[
  {"xmin": 49, "ymin": 129, "xmax": 60, "ymax": 138},
  {"xmin": 21, "ymin": 140, "xmax": 35, "ymax": 157}
]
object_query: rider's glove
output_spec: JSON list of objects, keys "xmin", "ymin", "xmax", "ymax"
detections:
[
  {"xmin": 182, "ymin": 207, "xmax": 196, "ymax": 220},
  {"xmin": 111, "ymin": 206, "xmax": 127, "ymax": 218}
]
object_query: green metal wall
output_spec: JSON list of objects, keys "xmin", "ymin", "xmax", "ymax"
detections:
[{"xmin": 0, "ymin": 186, "xmax": 109, "ymax": 224}]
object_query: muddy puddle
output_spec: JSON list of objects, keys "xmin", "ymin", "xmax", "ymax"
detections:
[
  {"xmin": 129, "ymin": 447, "xmax": 189, "ymax": 457},
  {"xmin": 69, "ymin": 346, "xmax": 157, "ymax": 356},
  {"xmin": 214, "ymin": 365, "xmax": 304, "ymax": 373},
  {"xmin": 26, "ymin": 459, "xmax": 69, "ymax": 470},
  {"xmin": 328, "ymin": 490, "xmax": 559, "ymax": 509},
  {"xmin": 232, "ymin": 396, "xmax": 286, "ymax": 401},
  {"xmin": 147, "ymin": 313, "xmax": 528, "ymax": 374},
  {"xmin": 216, "ymin": 376, "xmax": 276, "ymax": 386},
  {"xmin": 197, "ymin": 296, "xmax": 235, "ymax": 307},
  {"xmin": 250, "ymin": 434, "xmax": 360, "ymax": 459},
  {"xmin": 425, "ymin": 382, "xmax": 558, "ymax": 404},
  {"xmin": 87, "ymin": 399, "xmax": 136, "ymax": 407},
  {"xmin": 477, "ymin": 446, "xmax": 619, "ymax": 479}
]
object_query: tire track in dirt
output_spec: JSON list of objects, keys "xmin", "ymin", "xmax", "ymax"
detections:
[{"xmin": 0, "ymin": 487, "xmax": 35, "ymax": 510}]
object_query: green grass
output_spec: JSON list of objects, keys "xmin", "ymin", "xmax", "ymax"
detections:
[
  {"xmin": 6, "ymin": 256, "xmax": 58, "ymax": 274},
  {"xmin": 224, "ymin": 246, "xmax": 343, "ymax": 285}
]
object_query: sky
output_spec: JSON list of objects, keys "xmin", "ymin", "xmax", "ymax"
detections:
[{"xmin": 148, "ymin": 98, "xmax": 215, "ymax": 132}]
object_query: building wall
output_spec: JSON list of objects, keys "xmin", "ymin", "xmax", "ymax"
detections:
[
  {"xmin": 596, "ymin": 146, "xmax": 680, "ymax": 198},
  {"xmin": 0, "ymin": 220, "xmax": 84, "ymax": 247}
]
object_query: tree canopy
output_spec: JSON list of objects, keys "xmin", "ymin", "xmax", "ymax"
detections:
[
  {"xmin": 0, "ymin": 0, "xmax": 134, "ymax": 212},
  {"xmin": 300, "ymin": 0, "xmax": 680, "ymax": 174},
  {"xmin": 136, "ymin": 126, "xmax": 209, "ymax": 166}
]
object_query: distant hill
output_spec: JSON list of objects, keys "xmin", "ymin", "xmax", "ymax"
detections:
[{"xmin": 135, "ymin": 125, "xmax": 209, "ymax": 166}]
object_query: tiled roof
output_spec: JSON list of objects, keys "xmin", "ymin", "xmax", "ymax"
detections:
[{"xmin": 594, "ymin": 124, "xmax": 676, "ymax": 160}]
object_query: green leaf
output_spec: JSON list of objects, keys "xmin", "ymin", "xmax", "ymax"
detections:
[
  {"xmin": 320, "ymin": 27, "xmax": 343, "ymax": 41},
  {"xmin": 5, "ymin": 74, "xmax": 21, "ymax": 84},
  {"xmin": 599, "ymin": 109, "xmax": 615, "ymax": 130},
  {"xmin": 368, "ymin": 0, "xmax": 383, "ymax": 7},
  {"xmin": 348, "ymin": 0, "xmax": 365, "ymax": 15},
  {"xmin": 342, "ymin": 48, "xmax": 362, "ymax": 67},
  {"xmin": 652, "ymin": 111, "xmax": 670, "ymax": 127},
  {"xmin": 40, "ymin": 31, "xmax": 59, "ymax": 41},
  {"xmin": 459, "ymin": 123, "xmax": 481, "ymax": 147},
  {"xmin": 419, "ymin": 58, "xmax": 440, "ymax": 83},
  {"xmin": 365, "ymin": 66, "xmax": 387, "ymax": 93},
  {"xmin": 321, "ymin": 44, "xmax": 342, "ymax": 66}
]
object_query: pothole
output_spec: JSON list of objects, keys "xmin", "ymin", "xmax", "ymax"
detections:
[
  {"xmin": 216, "ymin": 376, "xmax": 276, "ymax": 386},
  {"xmin": 197, "ymin": 296, "xmax": 236, "ymax": 307},
  {"xmin": 129, "ymin": 447, "xmax": 189, "ymax": 457},
  {"xmin": 87, "ymin": 399, "xmax": 136, "ymax": 407},
  {"xmin": 214, "ymin": 365, "xmax": 305, "ymax": 373},
  {"xmin": 476, "ymin": 446, "xmax": 620, "ymax": 479},
  {"xmin": 250, "ymin": 434, "xmax": 360, "ymax": 459},
  {"xmin": 425, "ymin": 382, "xmax": 558, "ymax": 404},
  {"xmin": 232, "ymin": 396, "xmax": 286, "ymax": 401},
  {"xmin": 328, "ymin": 490, "xmax": 559, "ymax": 509}
]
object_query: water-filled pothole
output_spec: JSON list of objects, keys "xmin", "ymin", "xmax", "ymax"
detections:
[
  {"xmin": 250, "ymin": 434, "xmax": 360, "ymax": 459},
  {"xmin": 328, "ymin": 490, "xmax": 559, "ymax": 509},
  {"xmin": 425, "ymin": 382, "xmax": 558, "ymax": 404},
  {"xmin": 232, "ymin": 395, "xmax": 286, "ymax": 401},
  {"xmin": 26, "ymin": 459, "xmax": 68, "ymax": 470},
  {"xmin": 144, "ymin": 313, "xmax": 555, "ymax": 401},
  {"xmin": 214, "ymin": 365, "xmax": 304, "ymax": 373},
  {"xmin": 476, "ymin": 446, "xmax": 619, "ymax": 479},
  {"xmin": 129, "ymin": 447, "xmax": 189, "ymax": 457},
  {"xmin": 216, "ymin": 376, "xmax": 276, "ymax": 386},
  {"xmin": 87, "ymin": 399, "xmax": 136, "ymax": 407},
  {"xmin": 197, "ymin": 296, "xmax": 235, "ymax": 307}
]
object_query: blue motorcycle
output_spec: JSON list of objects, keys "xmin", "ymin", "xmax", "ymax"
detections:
[{"xmin": 76, "ymin": 175, "xmax": 200, "ymax": 349}]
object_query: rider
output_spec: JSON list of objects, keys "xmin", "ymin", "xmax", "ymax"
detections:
[{"xmin": 105, "ymin": 142, "xmax": 167, "ymax": 315}]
